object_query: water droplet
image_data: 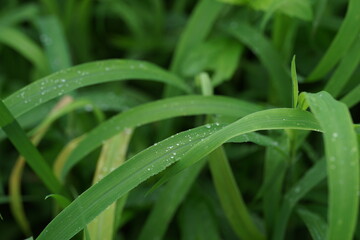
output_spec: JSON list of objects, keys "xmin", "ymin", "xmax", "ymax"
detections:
[{"xmin": 84, "ymin": 105, "xmax": 93, "ymax": 112}]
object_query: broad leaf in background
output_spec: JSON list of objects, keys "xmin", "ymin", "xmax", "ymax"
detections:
[
  {"xmin": 181, "ymin": 37, "xmax": 243, "ymax": 86},
  {"xmin": 218, "ymin": 0, "xmax": 313, "ymax": 21}
]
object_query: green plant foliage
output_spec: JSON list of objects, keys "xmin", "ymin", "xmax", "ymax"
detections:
[{"xmin": 0, "ymin": 1, "xmax": 359, "ymax": 240}]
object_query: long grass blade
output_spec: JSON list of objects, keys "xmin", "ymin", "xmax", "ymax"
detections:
[
  {"xmin": 324, "ymin": 36, "xmax": 360, "ymax": 98},
  {"xmin": 138, "ymin": 162, "xmax": 205, "ymax": 240},
  {"xmin": 178, "ymin": 192, "xmax": 222, "ymax": 240},
  {"xmin": 36, "ymin": 124, "xmax": 224, "ymax": 240},
  {"xmin": 156, "ymin": 108, "xmax": 321, "ymax": 188},
  {"xmin": 305, "ymin": 91, "xmax": 359, "ymax": 240},
  {"xmin": 36, "ymin": 15, "xmax": 72, "ymax": 72},
  {"xmin": 209, "ymin": 147, "xmax": 265, "ymax": 240},
  {"xmin": 9, "ymin": 96, "xmax": 75, "ymax": 236},
  {"xmin": 2, "ymin": 59, "xmax": 191, "ymax": 119},
  {"xmin": 62, "ymin": 95, "xmax": 264, "ymax": 178},
  {"xmin": 273, "ymin": 158, "xmax": 326, "ymax": 240},
  {"xmin": 36, "ymin": 108, "xmax": 321, "ymax": 240},
  {"xmin": 9, "ymin": 158, "xmax": 31, "ymax": 236},
  {"xmin": 87, "ymin": 129, "xmax": 132, "ymax": 240},
  {"xmin": 0, "ymin": 26, "xmax": 48, "ymax": 74},
  {"xmin": 223, "ymin": 22, "xmax": 291, "ymax": 106},
  {"xmin": 0, "ymin": 99, "xmax": 62, "ymax": 194},
  {"xmin": 0, "ymin": 3, "xmax": 39, "ymax": 27},
  {"xmin": 307, "ymin": 0, "xmax": 360, "ymax": 81},
  {"xmin": 341, "ymin": 83, "xmax": 360, "ymax": 108},
  {"xmin": 170, "ymin": 0, "xmax": 224, "ymax": 73},
  {"xmin": 297, "ymin": 207, "xmax": 327, "ymax": 240}
]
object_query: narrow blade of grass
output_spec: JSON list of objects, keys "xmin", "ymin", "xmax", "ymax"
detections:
[
  {"xmin": 262, "ymin": 134, "xmax": 288, "ymax": 235},
  {"xmin": 9, "ymin": 96, "xmax": 76, "ymax": 231},
  {"xmin": 0, "ymin": 99, "xmax": 62, "ymax": 194},
  {"xmin": 341, "ymin": 83, "xmax": 360, "ymax": 108},
  {"xmin": 307, "ymin": 0, "xmax": 360, "ymax": 81},
  {"xmin": 0, "ymin": 3, "xmax": 38, "ymax": 27},
  {"xmin": 209, "ymin": 147, "xmax": 265, "ymax": 240},
  {"xmin": 87, "ymin": 129, "xmax": 132, "ymax": 240},
  {"xmin": 324, "ymin": 36, "xmax": 360, "ymax": 98},
  {"xmin": 273, "ymin": 158, "xmax": 326, "ymax": 240},
  {"xmin": 297, "ymin": 207, "xmax": 327, "ymax": 240},
  {"xmin": 9, "ymin": 158, "xmax": 31, "ymax": 236},
  {"xmin": 36, "ymin": 124, "xmax": 224, "ymax": 240},
  {"xmin": 36, "ymin": 15, "xmax": 72, "ymax": 72},
  {"xmin": 0, "ymin": 26, "xmax": 48, "ymax": 74},
  {"xmin": 138, "ymin": 161, "xmax": 205, "ymax": 240},
  {"xmin": 170, "ymin": 0, "xmax": 224, "ymax": 73},
  {"xmin": 155, "ymin": 108, "xmax": 321, "ymax": 188},
  {"xmin": 3, "ymin": 59, "xmax": 191, "ymax": 119},
  {"xmin": 36, "ymin": 108, "xmax": 321, "ymax": 240},
  {"xmin": 178, "ymin": 192, "xmax": 222, "ymax": 240},
  {"xmin": 291, "ymin": 55, "xmax": 299, "ymax": 108},
  {"xmin": 223, "ymin": 22, "xmax": 292, "ymax": 106},
  {"xmin": 305, "ymin": 91, "xmax": 359, "ymax": 240},
  {"xmin": 62, "ymin": 95, "xmax": 264, "ymax": 179}
]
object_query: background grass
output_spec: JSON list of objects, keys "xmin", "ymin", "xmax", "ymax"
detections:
[{"xmin": 0, "ymin": 0, "xmax": 359, "ymax": 239}]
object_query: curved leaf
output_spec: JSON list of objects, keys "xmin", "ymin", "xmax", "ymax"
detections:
[
  {"xmin": 156, "ymin": 108, "xmax": 321, "ymax": 186},
  {"xmin": 62, "ymin": 95, "xmax": 263, "ymax": 178},
  {"xmin": 307, "ymin": 0, "xmax": 360, "ymax": 81},
  {"xmin": 223, "ymin": 22, "xmax": 291, "ymax": 106},
  {"xmin": 305, "ymin": 91, "xmax": 359, "ymax": 240},
  {"xmin": 2, "ymin": 59, "xmax": 191, "ymax": 121},
  {"xmin": 36, "ymin": 108, "xmax": 321, "ymax": 240}
]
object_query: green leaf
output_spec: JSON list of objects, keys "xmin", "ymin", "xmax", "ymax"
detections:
[
  {"xmin": 0, "ymin": 26, "xmax": 48, "ymax": 74},
  {"xmin": 62, "ymin": 95, "xmax": 263, "ymax": 179},
  {"xmin": 273, "ymin": 158, "xmax": 326, "ymax": 240},
  {"xmin": 36, "ymin": 15, "xmax": 72, "ymax": 72},
  {"xmin": 87, "ymin": 130, "xmax": 133, "ymax": 240},
  {"xmin": 0, "ymin": 100, "xmax": 62, "ymax": 194},
  {"xmin": 37, "ymin": 108, "xmax": 321, "ymax": 240},
  {"xmin": 170, "ymin": 0, "xmax": 224, "ymax": 74},
  {"xmin": 209, "ymin": 147, "xmax": 265, "ymax": 240},
  {"xmin": 291, "ymin": 55, "xmax": 299, "ymax": 108},
  {"xmin": 341, "ymin": 83, "xmax": 360, "ymax": 108},
  {"xmin": 223, "ymin": 22, "xmax": 292, "ymax": 106},
  {"xmin": 297, "ymin": 207, "xmax": 327, "ymax": 240},
  {"xmin": 138, "ymin": 162, "xmax": 205, "ymax": 240},
  {"xmin": 178, "ymin": 192, "xmax": 222, "ymax": 240},
  {"xmin": 305, "ymin": 91, "xmax": 359, "ymax": 240},
  {"xmin": 307, "ymin": 0, "xmax": 360, "ymax": 81},
  {"xmin": 324, "ymin": 37, "xmax": 360, "ymax": 98},
  {"xmin": 36, "ymin": 124, "xmax": 224, "ymax": 240},
  {"xmin": 0, "ymin": 3, "xmax": 39, "ymax": 27},
  {"xmin": 45, "ymin": 194, "xmax": 71, "ymax": 209},
  {"xmin": 219, "ymin": 0, "xmax": 313, "ymax": 21},
  {"xmin": 2, "ymin": 59, "xmax": 191, "ymax": 120},
  {"xmin": 181, "ymin": 37, "xmax": 243, "ymax": 86},
  {"xmin": 154, "ymin": 108, "xmax": 321, "ymax": 190}
]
